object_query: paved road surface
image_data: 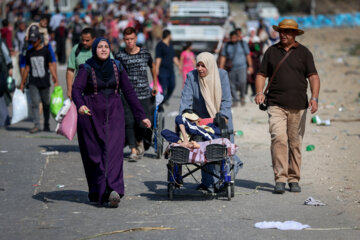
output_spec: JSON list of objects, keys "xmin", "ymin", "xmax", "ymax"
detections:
[{"xmin": 1, "ymin": 60, "xmax": 359, "ymax": 239}]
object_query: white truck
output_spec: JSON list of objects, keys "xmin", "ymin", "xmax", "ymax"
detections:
[{"xmin": 166, "ymin": 1, "xmax": 230, "ymax": 55}]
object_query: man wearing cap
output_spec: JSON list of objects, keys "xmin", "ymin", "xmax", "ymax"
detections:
[
  {"xmin": 21, "ymin": 14, "xmax": 57, "ymax": 77},
  {"xmin": 19, "ymin": 26, "xmax": 59, "ymax": 133},
  {"xmin": 255, "ymin": 19, "xmax": 320, "ymax": 194}
]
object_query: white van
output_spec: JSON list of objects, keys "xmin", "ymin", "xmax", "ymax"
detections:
[{"xmin": 167, "ymin": 1, "xmax": 229, "ymax": 54}]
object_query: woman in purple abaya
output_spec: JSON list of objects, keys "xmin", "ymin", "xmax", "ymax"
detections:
[{"xmin": 72, "ymin": 38, "xmax": 151, "ymax": 207}]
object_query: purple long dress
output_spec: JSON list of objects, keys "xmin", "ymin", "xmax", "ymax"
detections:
[{"xmin": 72, "ymin": 63, "xmax": 146, "ymax": 204}]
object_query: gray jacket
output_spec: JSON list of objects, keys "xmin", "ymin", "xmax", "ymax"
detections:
[{"xmin": 179, "ymin": 69, "xmax": 234, "ymax": 132}]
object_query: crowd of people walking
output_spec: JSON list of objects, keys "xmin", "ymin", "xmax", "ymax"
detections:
[{"xmin": 0, "ymin": 1, "xmax": 320, "ymax": 207}]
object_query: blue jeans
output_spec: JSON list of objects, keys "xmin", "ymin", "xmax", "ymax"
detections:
[
  {"xmin": 229, "ymin": 68, "xmax": 247, "ymax": 101},
  {"xmin": 158, "ymin": 71, "xmax": 175, "ymax": 104},
  {"xmin": 201, "ymin": 155, "xmax": 243, "ymax": 190}
]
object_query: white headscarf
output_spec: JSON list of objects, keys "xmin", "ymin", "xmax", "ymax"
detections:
[{"xmin": 196, "ymin": 52, "xmax": 222, "ymax": 118}]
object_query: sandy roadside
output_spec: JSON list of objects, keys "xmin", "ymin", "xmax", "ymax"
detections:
[{"xmin": 232, "ymin": 27, "xmax": 360, "ymax": 215}]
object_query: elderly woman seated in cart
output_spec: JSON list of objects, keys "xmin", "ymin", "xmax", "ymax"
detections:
[{"xmin": 171, "ymin": 52, "xmax": 243, "ymax": 193}]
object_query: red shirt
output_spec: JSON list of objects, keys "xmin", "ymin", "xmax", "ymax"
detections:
[{"xmin": 0, "ymin": 27, "xmax": 13, "ymax": 50}]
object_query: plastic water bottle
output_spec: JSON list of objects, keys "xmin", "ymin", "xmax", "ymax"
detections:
[
  {"xmin": 306, "ymin": 145, "xmax": 315, "ymax": 151},
  {"xmin": 311, "ymin": 115, "xmax": 321, "ymax": 124},
  {"xmin": 235, "ymin": 130, "xmax": 244, "ymax": 137},
  {"xmin": 7, "ymin": 76, "xmax": 13, "ymax": 90}
]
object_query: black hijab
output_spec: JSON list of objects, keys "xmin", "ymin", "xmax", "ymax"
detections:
[{"xmin": 86, "ymin": 37, "xmax": 114, "ymax": 82}]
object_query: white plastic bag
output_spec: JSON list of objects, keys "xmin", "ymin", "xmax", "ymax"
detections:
[
  {"xmin": 11, "ymin": 89, "xmax": 29, "ymax": 124},
  {"xmin": 55, "ymin": 98, "xmax": 71, "ymax": 122},
  {"xmin": 155, "ymin": 93, "xmax": 164, "ymax": 107},
  {"xmin": 11, "ymin": 55, "xmax": 21, "ymax": 87}
]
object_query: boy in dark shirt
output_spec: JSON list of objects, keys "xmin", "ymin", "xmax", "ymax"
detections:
[
  {"xmin": 155, "ymin": 29, "xmax": 181, "ymax": 105},
  {"xmin": 19, "ymin": 26, "xmax": 59, "ymax": 133},
  {"xmin": 115, "ymin": 27, "xmax": 158, "ymax": 161}
]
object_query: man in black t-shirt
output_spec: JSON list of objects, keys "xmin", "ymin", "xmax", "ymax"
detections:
[
  {"xmin": 155, "ymin": 29, "xmax": 181, "ymax": 105},
  {"xmin": 20, "ymin": 26, "xmax": 59, "ymax": 134},
  {"xmin": 115, "ymin": 27, "xmax": 158, "ymax": 161},
  {"xmin": 255, "ymin": 19, "xmax": 320, "ymax": 194}
]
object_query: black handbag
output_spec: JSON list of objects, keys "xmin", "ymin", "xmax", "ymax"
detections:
[
  {"xmin": 224, "ymin": 59, "xmax": 233, "ymax": 72},
  {"xmin": 259, "ymin": 49, "xmax": 294, "ymax": 111}
]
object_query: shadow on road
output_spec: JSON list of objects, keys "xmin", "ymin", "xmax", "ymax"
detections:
[
  {"xmin": 235, "ymin": 179, "xmax": 274, "ymax": 193},
  {"xmin": 39, "ymin": 145, "xmax": 80, "ymax": 153},
  {"xmin": 5, "ymin": 126, "xmax": 30, "ymax": 132},
  {"xmin": 142, "ymin": 180, "xmax": 217, "ymax": 201},
  {"xmin": 123, "ymin": 152, "xmax": 158, "ymax": 159},
  {"xmin": 32, "ymin": 190, "xmax": 101, "ymax": 207}
]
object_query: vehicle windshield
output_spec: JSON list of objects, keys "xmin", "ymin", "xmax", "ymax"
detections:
[{"xmin": 170, "ymin": 1, "xmax": 229, "ymax": 26}]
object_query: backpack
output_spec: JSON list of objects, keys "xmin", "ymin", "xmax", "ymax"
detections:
[
  {"xmin": 224, "ymin": 40, "xmax": 247, "ymax": 71},
  {"xmin": 75, "ymin": 43, "xmax": 83, "ymax": 57},
  {"xmin": 225, "ymin": 40, "xmax": 246, "ymax": 58}
]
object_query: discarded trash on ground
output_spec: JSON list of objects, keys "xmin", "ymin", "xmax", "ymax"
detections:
[
  {"xmin": 41, "ymin": 151, "xmax": 59, "ymax": 155},
  {"xmin": 311, "ymin": 115, "xmax": 331, "ymax": 126},
  {"xmin": 56, "ymin": 185, "xmax": 65, "ymax": 188},
  {"xmin": 254, "ymin": 221, "xmax": 311, "ymax": 230},
  {"xmin": 0, "ymin": 150, "xmax": 8, "ymax": 153},
  {"xmin": 304, "ymin": 197, "xmax": 326, "ymax": 206},
  {"xmin": 306, "ymin": 145, "xmax": 315, "ymax": 151},
  {"xmin": 235, "ymin": 130, "xmax": 244, "ymax": 137}
]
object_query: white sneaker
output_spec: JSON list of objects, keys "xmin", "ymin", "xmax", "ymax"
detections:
[
  {"xmin": 128, "ymin": 152, "xmax": 139, "ymax": 162},
  {"xmin": 108, "ymin": 191, "xmax": 120, "ymax": 208},
  {"xmin": 136, "ymin": 141, "xmax": 145, "ymax": 157}
]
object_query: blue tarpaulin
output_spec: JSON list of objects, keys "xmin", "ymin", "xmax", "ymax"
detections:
[{"xmin": 266, "ymin": 12, "xmax": 360, "ymax": 29}]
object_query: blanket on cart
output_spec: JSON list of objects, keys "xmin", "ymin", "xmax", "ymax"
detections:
[{"xmin": 166, "ymin": 138, "xmax": 238, "ymax": 163}]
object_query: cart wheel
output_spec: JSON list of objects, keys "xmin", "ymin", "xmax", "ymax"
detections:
[
  {"xmin": 227, "ymin": 184, "xmax": 231, "ymax": 201},
  {"xmin": 231, "ymin": 184, "xmax": 235, "ymax": 198},
  {"xmin": 231, "ymin": 167, "xmax": 235, "ymax": 198},
  {"xmin": 168, "ymin": 183, "xmax": 174, "ymax": 200},
  {"xmin": 156, "ymin": 111, "xmax": 164, "ymax": 159}
]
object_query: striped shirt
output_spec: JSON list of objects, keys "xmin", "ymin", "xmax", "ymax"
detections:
[{"xmin": 115, "ymin": 48, "xmax": 153, "ymax": 99}]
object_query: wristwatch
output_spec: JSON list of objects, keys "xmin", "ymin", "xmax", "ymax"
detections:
[{"xmin": 311, "ymin": 97, "xmax": 318, "ymax": 103}]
